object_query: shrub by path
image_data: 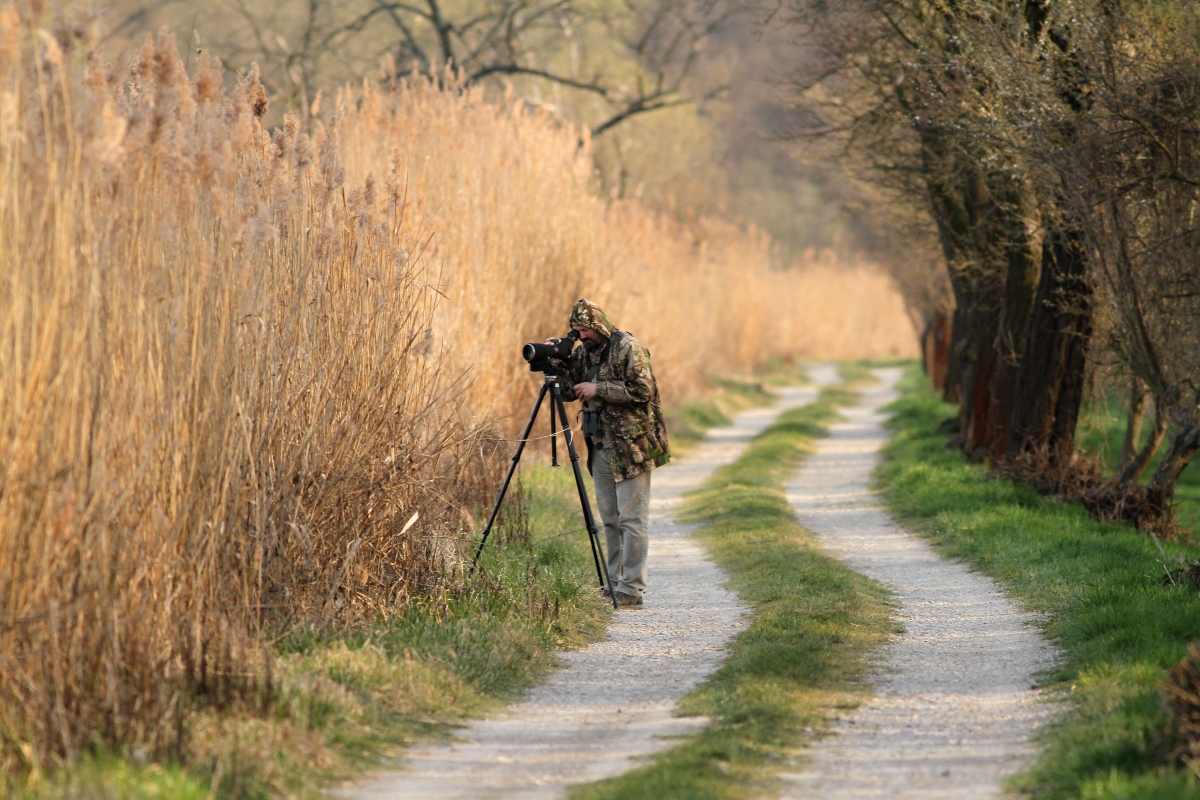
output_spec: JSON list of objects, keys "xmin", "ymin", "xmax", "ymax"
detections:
[
  {"xmin": 337, "ymin": 368, "xmax": 839, "ymax": 800},
  {"xmin": 779, "ymin": 369, "xmax": 1057, "ymax": 798}
]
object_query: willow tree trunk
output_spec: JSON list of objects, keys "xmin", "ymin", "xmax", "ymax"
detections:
[
  {"xmin": 1117, "ymin": 397, "xmax": 1168, "ymax": 486},
  {"xmin": 960, "ymin": 294, "xmax": 1002, "ymax": 458},
  {"xmin": 924, "ymin": 156, "xmax": 1004, "ymax": 438},
  {"xmin": 944, "ymin": 301, "xmax": 969, "ymax": 405},
  {"xmin": 919, "ymin": 128, "xmax": 981, "ymax": 408},
  {"xmin": 1007, "ymin": 225, "xmax": 1093, "ymax": 461},
  {"xmin": 986, "ymin": 183, "xmax": 1042, "ymax": 460},
  {"xmin": 922, "ymin": 310, "xmax": 952, "ymax": 392},
  {"xmin": 1152, "ymin": 425, "xmax": 1200, "ymax": 503},
  {"xmin": 1117, "ymin": 379, "xmax": 1147, "ymax": 474}
]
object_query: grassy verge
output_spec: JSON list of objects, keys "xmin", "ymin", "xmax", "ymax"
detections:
[
  {"xmin": 566, "ymin": 382, "xmax": 896, "ymax": 800},
  {"xmin": 878, "ymin": 367, "xmax": 1200, "ymax": 799},
  {"xmin": 16, "ymin": 466, "xmax": 610, "ymax": 800}
]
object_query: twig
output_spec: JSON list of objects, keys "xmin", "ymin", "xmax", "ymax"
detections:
[{"xmin": 1153, "ymin": 535, "xmax": 1177, "ymax": 586}]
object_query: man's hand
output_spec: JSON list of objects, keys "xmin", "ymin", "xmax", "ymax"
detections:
[{"xmin": 574, "ymin": 382, "xmax": 598, "ymax": 400}]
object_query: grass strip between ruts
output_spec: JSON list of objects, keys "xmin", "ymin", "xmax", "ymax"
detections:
[
  {"xmin": 878, "ymin": 366, "xmax": 1200, "ymax": 800},
  {"xmin": 565, "ymin": 380, "xmax": 896, "ymax": 800},
  {"xmin": 664, "ymin": 363, "xmax": 810, "ymax": 457}
]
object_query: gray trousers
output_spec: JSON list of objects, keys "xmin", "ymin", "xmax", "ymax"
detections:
[{"xmin": 592, "ymin": 445, "xmax": 651, "ymax": 596}]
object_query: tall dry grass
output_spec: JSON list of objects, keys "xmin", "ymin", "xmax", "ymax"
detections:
[
  {"xmin": 0, "ymin": 22, "xmax": 491, "ymax": 771},
  {"xmin": 0, "ymin": 11, "xmax": 914, "ymax": 773},
  {"xmin": 337, "ymin": 79, "xmax": 915, "ymax": 421}
]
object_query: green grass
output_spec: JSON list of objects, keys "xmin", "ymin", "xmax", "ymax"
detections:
[
  {"xmin": 878, "ymin": 367, "xmax": 1200, "ymax": 799},
  {"xmin": 664, "ymin": 363, "xmax": 810, "ymax": 454},
  {"xmin": 565, "ymin": 384, "xmax": 896, "ymax": 800},
  {"xmin": 1076, "ymin": 392, "xmax": 1200, "ymax": 533},
  {"xmin": 14, "ymin": 757, "xmax": 213, "ymax": 800},
  {"xmin": 664, "ymin": 381, "xmax": 769, "ymax": 454},
  {"xmin": 838, "ymin": 361, "xmax": 880, "ymax": 385},
  {"xmin": 14, "ymin": 465, "xmax": 610, "ymax": 800}
]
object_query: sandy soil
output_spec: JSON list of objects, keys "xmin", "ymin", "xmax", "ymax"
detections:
[
  {"xmin": 779, "ymin": 369, "xmax": 1058, "ymax": 799},
  {"xmin": 337, "ymin": 368, "xmax": 838, "ymax": 800}
]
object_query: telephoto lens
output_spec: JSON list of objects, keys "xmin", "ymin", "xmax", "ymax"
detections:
[{"xmin": 522, "ymin": 329, "xmax": 579, "ymax": 372}]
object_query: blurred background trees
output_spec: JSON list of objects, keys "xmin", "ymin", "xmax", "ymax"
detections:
[{"xmin": 99, "ymin": 0, "xmax": 883, "ymax": 259}]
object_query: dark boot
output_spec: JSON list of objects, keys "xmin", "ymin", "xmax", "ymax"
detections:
[{"xmin": 614, "ymin": 591, "xmax": 643, "ymax": 609}]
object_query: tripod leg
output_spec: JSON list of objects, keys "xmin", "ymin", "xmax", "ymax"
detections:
[
  {"xmin": 471, "ymin": 382, "xmax": 549, "ymax": 572},
  {"xmin": 552, "ymin": 386, "xmax": 619, "ymax": 610},
  {"xmin": 549, "ymin": 393, "xmax": 558, "ymax": 467}
]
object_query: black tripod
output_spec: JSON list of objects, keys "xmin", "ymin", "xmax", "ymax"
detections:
[{"xmin": 471, "ymin": 374, "xmax": 619, "ymax": 610}]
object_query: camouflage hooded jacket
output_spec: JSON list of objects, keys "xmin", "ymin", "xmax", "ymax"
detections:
[{"xmin": 556, "ymin": 299, "xmax": 670, "ymax": 482}]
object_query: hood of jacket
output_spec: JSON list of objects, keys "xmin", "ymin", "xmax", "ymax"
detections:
[{"xmin": 568, "ymin": 298, "xmax": 614, "ymax": 342}]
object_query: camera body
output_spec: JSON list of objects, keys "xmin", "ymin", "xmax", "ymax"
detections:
[{"xmin": 523, "ymin": 329, "xmax": 580, "ymax": 374}]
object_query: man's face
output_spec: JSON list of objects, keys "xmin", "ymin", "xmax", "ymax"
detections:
[{"xmin": 572, "ymin": 325, "xmax": 604, "ymax": 345}]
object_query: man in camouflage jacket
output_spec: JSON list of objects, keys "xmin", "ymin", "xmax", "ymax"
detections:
[{"xmin": 554, "ymin": 299, "xmax": 670, "ymax": 608}]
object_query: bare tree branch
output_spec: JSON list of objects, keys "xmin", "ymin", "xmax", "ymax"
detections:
[{"xmin": 466, "ymin": 63, "xmax": 609, "ymax": 96}]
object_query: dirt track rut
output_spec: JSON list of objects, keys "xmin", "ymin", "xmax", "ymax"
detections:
[{"xmin": 779, "ymin": 369, "xmax": 1056, "ymax": 799}]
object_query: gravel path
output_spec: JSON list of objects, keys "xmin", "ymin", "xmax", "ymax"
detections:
[
  {"xmin": 340, "ymin": 367, "xmax": 840, "ymax": 800},
  {"xmin": 779, "ymin": 368, "xmax": 1058, "ymax": 799}
]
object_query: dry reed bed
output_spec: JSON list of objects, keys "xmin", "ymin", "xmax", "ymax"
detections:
[
  {"xmin": 0, "ymin": 16, "xmax": 914, "ymax": 776},
  {"xmin": 0, "ymin": 26, "xmax": 484, "ymax": 772},
  {"xmin": 337, "ymin": 79, "xmax": 916, "ymax": 421}
]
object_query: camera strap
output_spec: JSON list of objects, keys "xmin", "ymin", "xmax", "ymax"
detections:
[
  {"xmin": 583, "ymin": 358, "xmax": 601, "ymax": 475},
  {"xmin": 585, "ymin": 330, "xmax": 624, "ymax": 386}
]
